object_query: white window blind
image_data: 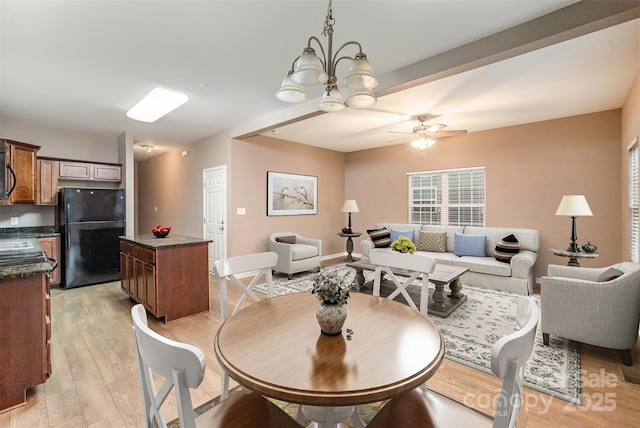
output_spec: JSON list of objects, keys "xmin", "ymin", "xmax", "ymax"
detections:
[
  {"xmin": 629, "ymin": 140, "xmax": 639, "ymax": 263},
  {"xmin": 408, "ymin": 167, "xmax": 485, "ymax": 226}
]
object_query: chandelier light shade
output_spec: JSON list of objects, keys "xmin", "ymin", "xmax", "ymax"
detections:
[
  {"xmin": 276, "ymin": 0, "xmax": 378, "ymax": 112},
  {"xmin": 555, "ymin": 195, "xmax": 593, "ymax": 252},
  {"xmin": 411, "ymin": 136, "xmax": 436, "ymax": 150}
]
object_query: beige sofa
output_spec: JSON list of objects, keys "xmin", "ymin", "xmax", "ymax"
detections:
[{"xmin": 359, "ymin": 223, "xmax": 539, "ymax": 295}]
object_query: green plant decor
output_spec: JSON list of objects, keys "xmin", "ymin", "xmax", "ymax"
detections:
[{"xmin": 391, "ymin": 235, "xmax": 416, "ymax": 254}]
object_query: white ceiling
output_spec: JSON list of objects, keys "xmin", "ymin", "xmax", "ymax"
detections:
[{"xmin": 1, "ymin": 1, "xmax": 638, "ymax": 160}]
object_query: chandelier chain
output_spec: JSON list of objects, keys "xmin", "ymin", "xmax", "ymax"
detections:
[{"xmin": 322, "ymin": 0, "xmax": 335, "ymax": 37}]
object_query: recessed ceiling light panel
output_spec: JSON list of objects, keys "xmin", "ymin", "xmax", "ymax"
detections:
[{"xmin": 126, "ymin": 87, "xmax": 188, "ymax": 122}]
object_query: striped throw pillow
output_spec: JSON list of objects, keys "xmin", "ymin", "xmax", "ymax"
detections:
[
  {"xmin": 494, "ymin": 234, "xmax": 520, "ymax": 263},
  {"xmin": 367, "ymin": 228, "xmax": 391, "ymax": 248}
]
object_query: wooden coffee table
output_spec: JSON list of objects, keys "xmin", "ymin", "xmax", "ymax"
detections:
[{"xmin": 347, "ymin": 260, "xmax": 469, "ymax": 318}]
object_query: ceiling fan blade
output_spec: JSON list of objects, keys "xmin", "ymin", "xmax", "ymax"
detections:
[
  {"xmin": 433, "ymin": 130, "xmax": 467, "ymax": 137},
  {"xmin": 387, "ymin": 131, "xmax": 412, "ymax": 135},
  {"xmin": 426, "ymin": 124, "xmax": 446, "ymax": 132}
]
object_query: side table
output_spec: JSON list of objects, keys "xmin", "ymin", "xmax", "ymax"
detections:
[
  {"xmin": 550, "ymin": 248, "xmax": 599, "ymax": 267},
  {"xmin": 338, "ymin": 232, "xmax": 362, "ymax": 262}
]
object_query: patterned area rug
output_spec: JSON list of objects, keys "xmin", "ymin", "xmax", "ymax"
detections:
[{"xmin": 254, "ymin": 264, "xmax": 581, "ymax": 405}]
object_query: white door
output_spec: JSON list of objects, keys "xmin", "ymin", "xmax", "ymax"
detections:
[{"xmin": 203, "ymin": 166, "xmax": 227, "ymax": 272}]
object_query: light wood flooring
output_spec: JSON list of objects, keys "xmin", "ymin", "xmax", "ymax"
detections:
[{"xmin": 1, "ymin": 258, "xmax": 639, "ymax": 427}]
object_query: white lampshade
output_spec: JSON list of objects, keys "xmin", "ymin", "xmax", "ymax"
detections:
[
  {"xmin": 319, "ymin": 86, "xmax": 345, "ymax": 112},
  {"xmin": 341, "ymin": 200, "xmax": 359, "ymax": 213},
  {"xmin": 276, "ymin": 75, "xmax": 306, "ymax": 103},
  {"xmin": 555, "ymin": 195, "xmax": 593, "ymax": 216},
  {"xmin": 342, "ymin": 55, "xmax": 378, "ymax": 90},
  {"xmin": 346, "ymin": 89, "xmax": 377, "ymax": 108},
  {"xmin": 291, "ymin": 48, "xmax": 328, "ymax": 85}
]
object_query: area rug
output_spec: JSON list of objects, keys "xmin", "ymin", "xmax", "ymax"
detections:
[{"xmin": 254, "ymin": 264, "xmax": 582, "ymax": 405}]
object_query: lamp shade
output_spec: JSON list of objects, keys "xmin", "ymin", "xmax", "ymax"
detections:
[
  {"xmin": 341, "ymin": 200, "xmax": 359, "ymax": 213},
  {"xmin": 276, "ymin": 75, "xmax": 307, "ymax": 103},
  {"xmin": 346, "ymin": 89, "xmax": 376, "ymax": 108},
  {"xmin": 555, "ymin": 195, "xmax": 593, "ymax": 216},
  {"xmin": 342, "ymin": 55, "xmax": 378, "ymax": 90},
  {"xmin": 291, "ymin": 48, "xmax": 328, "ymax": 85},
  {"xmin": 319, "ymin": 86, "xmax": 345, "ymax": 112}
]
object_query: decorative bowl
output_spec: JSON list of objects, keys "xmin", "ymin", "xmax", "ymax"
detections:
[{"xmin": 152, "ymin": 224, "xmax": 171, "ymax": 238}]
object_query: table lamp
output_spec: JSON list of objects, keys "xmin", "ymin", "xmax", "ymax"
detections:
[
  {"xmin": 555, "ymin": 195, "xmax": 593, "ymax": 252},
  {"xmin": 341, "ymin": 200, "xmax": 359, "ymax": 234}
]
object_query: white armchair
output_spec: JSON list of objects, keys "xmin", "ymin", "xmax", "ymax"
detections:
[
  {"xmin": 540, "ymin": 262, "xmax": 640, "ymax": 366},
  {"xmin": 269, "ymin": 232, "xmax": 322, "ymax": 279}
]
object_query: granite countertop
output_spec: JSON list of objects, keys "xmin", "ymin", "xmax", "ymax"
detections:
[
  {"xmin": 120, "ymin": 234, "xmax": 211, "ymax": 248},
  {"xmin": 0, "ymin": 237, "xmax": 54, "ymax": 280},
  {"xmin": 0, "ymin": 226, "xmax": 59, "ymax": 239}
]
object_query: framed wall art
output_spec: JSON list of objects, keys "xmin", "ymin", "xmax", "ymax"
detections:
[{"xmin": 267, "ymin": 171, "xmax": 317, "ymax": 216}]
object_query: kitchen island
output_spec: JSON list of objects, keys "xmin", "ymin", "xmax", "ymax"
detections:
[
  {"xmin": 0, "ymin": 237, "xmax": 54, "ymax": 412},
  {"xmin": 119, "ymin": 234, "xmax": 211, "ymax": 322}
]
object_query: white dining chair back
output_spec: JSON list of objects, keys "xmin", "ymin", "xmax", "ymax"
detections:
[
  {"xmin": 369, "ymin": 248, "xmax": 436, "ymax": 315},
  {"xmin": 367, "ymin": 296, "xmax": 539, "ymax": 428},
  {"xmin": 213, "ymin": 251, "xmax": 278, "ymax": 321},
  {"xmin": 213, "ymin": 251, "xmax": 278, "ymax": 399},
  {"xmin": 131, "ymin": 304, "xmax": 299, "ymax": 428}
]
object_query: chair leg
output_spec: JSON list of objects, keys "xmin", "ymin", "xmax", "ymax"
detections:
[
  {"xmin": 620, "ymin": 349, "xmax": 633, "ymax": 366},
  {"xmin": 287, "ymin": 274, "xmax": 293, "ymax": 280},
  {"xmin": 543, "ymin": 333, "xmax": 550, "ymax": 345}
]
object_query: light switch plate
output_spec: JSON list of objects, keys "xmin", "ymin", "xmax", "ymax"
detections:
[
  {"xmin": 237, "ymin": 208, "xmax": 246, "ymax": 215},
  {"xmin": 10, "ymin": 217, "xmax": 19, "ymax": 225}
]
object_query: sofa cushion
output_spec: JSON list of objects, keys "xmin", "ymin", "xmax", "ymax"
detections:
[
  {"xmin": 421, "ymin": 225, "xmax": 464, "ymax": 252},
  {"xmin": 494, "ymin": 234, "xmax": 520, "ymax": 263},
  {"xmin": 275, "ymin": 235, "xmax": 296, "ymax": 244},
  {"xmin": 367, "ymin": 228, "xmax": 391, "ymax": 248},
  {"xmin": 390, "ymin": 228, "xmax": 415, "ymax": 243},
  {"xmin": 596, "ymin": 267, "xmax": 624, "ymax": 282},
  {"xmin": 291, "ymin": 244, "xmax": 319, "ymax": 261},
  {"xmin": 454, "ymin": 233, "xmax": 487, "ymax": 257},
  {"xmin": 453, "ymin": 256, "xmax": 512, "ymax": 277},
  {"xmin": 417, "ymin": 231, "xmax": 447, "ymax": 253}
]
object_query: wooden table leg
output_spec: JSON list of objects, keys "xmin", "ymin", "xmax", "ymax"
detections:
[{"xmin": 448, "ymin": 278, "xmax": 464, "ymax": 299}]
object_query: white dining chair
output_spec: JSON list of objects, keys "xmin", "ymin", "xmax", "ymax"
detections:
[
  {"xmin": 213, "ymin": 251, "xmax": 278, "ymax": 398},
  {"xmin": 367, "ymin": 296, "xmax": 540, "ymax": 428},
  {"xmin": 130, "ymin": 304, "xmax": 299, "ymax": 428},
  {"xmin": 369, "ymin": 248, "xmax": 436, "ymax": 315}
]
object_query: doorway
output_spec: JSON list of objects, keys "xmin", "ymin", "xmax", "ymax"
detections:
[{"xmin": 203, "ymin": 166, "xmax": 227, "ymax": 272}]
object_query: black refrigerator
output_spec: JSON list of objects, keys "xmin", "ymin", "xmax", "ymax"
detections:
[{"xmin": 56, "ymin": 188, "xmax": 125, "ymax": 289}]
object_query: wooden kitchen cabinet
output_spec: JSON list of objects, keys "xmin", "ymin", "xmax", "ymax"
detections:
[
  {"xmin": 0, "ymin": 273, "xmax": 51, "ymax": 411},
  {"xmin": 37, "ymin": 235, "xmax": 61, "ymax": 286},
  {"xmin": 58, "ymin": 160, "xmax": 121, "ymax": 182},
  {"xmin": 120, "ymin": 236, "xmax": 210, "ymax": 322},
  {"xmin": 37, "ymin": 158, "xmax": 59, "ymax": 205},
  {"xmin": 2, "ymin": 139, "xmax": 39, "ymax": 204}
]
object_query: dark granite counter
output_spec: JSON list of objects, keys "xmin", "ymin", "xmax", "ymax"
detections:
[
  {"xmin": 120, "ymin": 234, "xmax": 211, "ymax": 249},
  {"xmin": 0, "ymin": 237, "xmax": 54, "ymax": 280},
  {"xmin": 0, "ymin": 226, "xmax": 59, "ymax": 239}
]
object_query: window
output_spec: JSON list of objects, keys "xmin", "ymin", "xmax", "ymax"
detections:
[
  {"xmin": 408, "ymin": 167, "xmax": 485, "ymax": 226},
  {"xmin": 629, "ymin": 139, "xmax": 639, "ymax": 263}
]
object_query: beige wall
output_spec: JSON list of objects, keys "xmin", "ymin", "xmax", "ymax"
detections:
[
  {"xmin": 136, "ymin": 131, "xmax": 231, "ymax": 239},
  {"xmin": 229, "ymin": 136, "xmax": 346, "ymax": 257},
  {"xmin": 621, "ymin": 71, "xmax": 640, "ymax": 262},
  {"xmin": 346, "ymin": 110, "xmax": 623, "ymax": 280}
]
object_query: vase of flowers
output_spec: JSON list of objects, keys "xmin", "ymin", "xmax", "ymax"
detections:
[
  {"xmin": 311, "ymin": 266, "xmax": 354, "ymax": 335},
  {"xmin": 391, "ymin": 235, "xmax": 416, "ymax": 254}
]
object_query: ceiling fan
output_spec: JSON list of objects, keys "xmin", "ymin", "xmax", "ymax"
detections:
[{"xmin": 388, "ymin": 115, "xmax": 467, "ymax": 149}]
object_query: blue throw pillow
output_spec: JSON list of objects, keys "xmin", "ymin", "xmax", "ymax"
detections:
[
  {"xmin": 390, "ymin": 229, "xmax": 415, "ymax": 243},
  {"xmin": 454, "ymin": 233, "xmax": 487, "ymax": 257}
]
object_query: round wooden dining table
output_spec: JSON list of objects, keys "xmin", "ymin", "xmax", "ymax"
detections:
[{"xmin": 214, "ymin": 292, "xmax": 444, "ymax": 427}]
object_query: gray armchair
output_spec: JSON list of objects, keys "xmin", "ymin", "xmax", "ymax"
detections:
[
  {"xmin": 269, "ymin": 232, "xmax": 322, "ymax": 279},
  {"xmin": 540, "ymin": 262, "xmax": 640, "ymax": 366}
]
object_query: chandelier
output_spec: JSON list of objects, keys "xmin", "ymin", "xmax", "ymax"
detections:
[{"xmin": 276, "ymin": 0, "xmax": 378, "ymax": 112}]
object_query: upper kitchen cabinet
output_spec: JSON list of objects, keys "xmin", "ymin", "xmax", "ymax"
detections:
[
  {"xmin": 37, "ymin": 158, "xmax": 58, "ymax": 205},
  {"xmin": 2, "ymin": 140, "xmax": 39, "ymax": 204},
  {"xmin": 58, "ymin": 160, "xmax": 121, "ymax": 182}
]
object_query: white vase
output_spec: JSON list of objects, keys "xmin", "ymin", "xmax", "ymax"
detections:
[{"xmin": 316, "ymin": 302, "xmax": 347, "ymax": 335}]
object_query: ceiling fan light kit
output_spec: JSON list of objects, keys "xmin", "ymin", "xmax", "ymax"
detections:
[
  {"xmin": 276, "ymin": 0, "xmax": 378, "ymax": 112},
  {"xmin": 389, "ymin": 115, "xmax": 468, "ymax": 150}
]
